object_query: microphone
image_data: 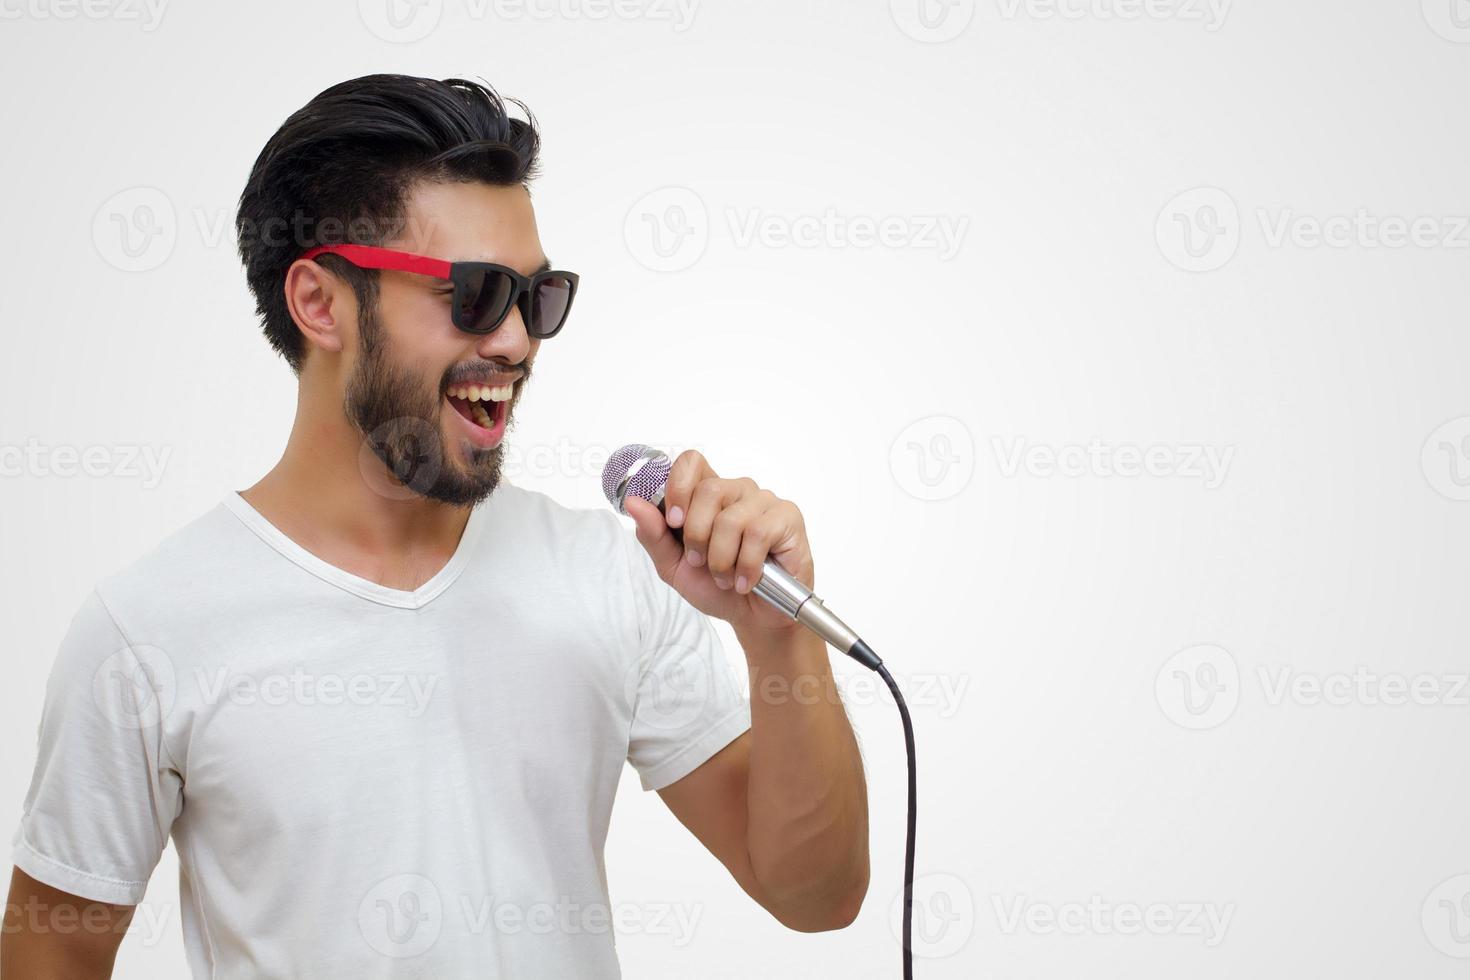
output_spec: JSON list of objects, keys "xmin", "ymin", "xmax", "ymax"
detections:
[{"xmin": 601, "ymin": 444, "xmax": 882, "ymax": 672}]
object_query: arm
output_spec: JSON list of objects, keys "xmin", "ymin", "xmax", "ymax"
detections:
[
  {"xmin": 626, "ymin": 451, "xmax": 871, "ymax": 932},
  {"xmin": 2, "ymin": 867, "xmax": 133, "ymax": 979}
]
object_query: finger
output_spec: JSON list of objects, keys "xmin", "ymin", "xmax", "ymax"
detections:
[
  {"xmin": 624, "ymin": 497, "xmax": 682, "ymax": 582},
  {"xmin": 663, "ymin": 450, "xmax": 716, "ymax": 529},
  {"xmin": 682, "ymin": 477, "xmax": 754, "ymax": 569},
  {"xmin": 734, "ymin": 500, "xmax": 800, "ymax": 594},
  {"xmin": 706, "ymin": 493, "xmax": 774, "ymax": 588}
]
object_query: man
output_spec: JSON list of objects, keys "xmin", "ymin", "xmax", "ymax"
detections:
[{"xmin": 3, "ymin": 74, "xmax": 869, "ymax": 978}]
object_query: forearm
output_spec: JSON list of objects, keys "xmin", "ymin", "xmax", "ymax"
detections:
[{"xmin": 736, "ymin": 623, "xmax": 870, "ymax": 930}]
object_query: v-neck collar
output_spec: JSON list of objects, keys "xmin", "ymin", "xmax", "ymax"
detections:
[{"xmin": 221, "ymin": 491, "xmax": 490, "ymax": 609}]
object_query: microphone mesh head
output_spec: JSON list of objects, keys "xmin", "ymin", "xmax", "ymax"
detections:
[{"xmin": 601, "ymin": 444, "xmax": 672, "ymax": 514}]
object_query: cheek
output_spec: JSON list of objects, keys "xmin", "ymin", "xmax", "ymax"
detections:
[{"xmin": 376, "ymin": 284, "xmax": 461, "ymax": 352}]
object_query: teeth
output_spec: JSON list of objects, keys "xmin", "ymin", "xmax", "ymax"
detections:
[
  {"xmin": 448, "ymin": 383, "xmax": 514, "ymax": 402},
  {"xmin": 471, "ymin": 403, "xmax": 493, "ymax": 428}
]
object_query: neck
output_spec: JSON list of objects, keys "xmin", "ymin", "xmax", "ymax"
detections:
[{"xmin": 240, "ymin": 372, "xmax": 469, "ymax": 559}]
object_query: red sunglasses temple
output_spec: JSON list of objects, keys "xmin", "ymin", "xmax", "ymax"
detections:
[{"xmin": 299, "ymin": 244, "xmax": 453, "ymax": 280}]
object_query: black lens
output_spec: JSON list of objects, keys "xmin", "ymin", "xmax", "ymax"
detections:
[
  {"xmin": 459, "ymin": 268, "xmax": 517, "ymax": 334},
  {"xmin": 530, "ymin": 275, "xmax": 575, "ymax": 338}
]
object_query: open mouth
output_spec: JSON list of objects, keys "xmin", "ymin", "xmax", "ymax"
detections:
[{"xmin": 445, "ymin": 382, "xmax": 512, "ymax": 444}]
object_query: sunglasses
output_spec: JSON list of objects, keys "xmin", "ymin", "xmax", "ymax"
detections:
[{"xmin": 299, "ymin": 243, "xmax": 580, "ymax": 338}]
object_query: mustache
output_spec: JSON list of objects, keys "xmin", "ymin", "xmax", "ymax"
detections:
[{"xmin": 445, "ymin": 360, "xmax": 531, "ymax": 391}]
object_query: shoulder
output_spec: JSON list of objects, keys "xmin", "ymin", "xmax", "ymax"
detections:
[
  {"xmin": 90, "ymin": 499, "xmax": 253, "ymax": 639},
  {"xmin": 481, "ymin": 481, "xmax": 634, "ymax": 568}
]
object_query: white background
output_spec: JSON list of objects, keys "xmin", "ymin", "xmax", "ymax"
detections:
[{"xmin": 3, "ymin": 1, "xmax": 1469, "ymax": 977}]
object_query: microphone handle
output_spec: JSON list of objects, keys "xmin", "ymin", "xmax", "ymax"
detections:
[{"xmin": 651, "ymin": 493, "xmax": 882, "ymax": 671}]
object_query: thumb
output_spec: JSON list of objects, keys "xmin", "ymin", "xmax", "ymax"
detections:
[{"xmin": 623, "ymin": 497, "xmax": 683, "ymax": 581}]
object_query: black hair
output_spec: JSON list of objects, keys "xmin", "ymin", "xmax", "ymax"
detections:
[{"xmin": 235, "ymin": 74, "xmax": 541, "ymax": 373}]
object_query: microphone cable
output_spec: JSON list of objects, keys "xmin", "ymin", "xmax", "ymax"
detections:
[{"xmin": 853, "ymin": 641, "xmax": 917, "ymax": 980}]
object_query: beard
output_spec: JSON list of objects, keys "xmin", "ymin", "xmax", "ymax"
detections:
[{"xmin": 344, "ymin": 306, "xmax": 526, "ymax": 507}]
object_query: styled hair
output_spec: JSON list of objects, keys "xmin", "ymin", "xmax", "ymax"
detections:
[{"xmin": 235, "ymin": 74, "xmax": 541, "ymax": 373}]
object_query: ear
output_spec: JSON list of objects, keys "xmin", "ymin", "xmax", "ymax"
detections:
[{"xmin": 284, "ymin": 258, "xmax": 347, "ymax": 355}]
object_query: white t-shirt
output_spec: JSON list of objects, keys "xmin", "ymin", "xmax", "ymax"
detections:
[{"xmin": 10, "ymin": 483, "xmax": 751, "ymax": 979}]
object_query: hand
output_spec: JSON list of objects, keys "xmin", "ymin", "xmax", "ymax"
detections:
[{"xmin": 624, "ymin": 450, "xmax": 814, "ymax": 636}]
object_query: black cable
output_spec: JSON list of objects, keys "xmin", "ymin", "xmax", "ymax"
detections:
[{"xmin": 851, "ymin": 641, "xmax": 916, "ymax": 980}]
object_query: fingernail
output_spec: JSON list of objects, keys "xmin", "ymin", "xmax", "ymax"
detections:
[
  {"xmin": 667, "ymin": 506, "xmax": 684, "ymax": 527},
  {"xmin": 687, "ymin": 550, "xmax": 704, "ymax": 567},
  {"xmin": 713, "ymin": 574, "xmax": 731, "ymax": 589},
  {"xmin": 736, "ymin": 575, "xmax": 749, "ymax": 594}
]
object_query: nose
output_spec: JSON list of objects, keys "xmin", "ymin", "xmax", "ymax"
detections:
[{"xmin": 474, "ymin": 301, "xmax": 532, "ymax": 364}]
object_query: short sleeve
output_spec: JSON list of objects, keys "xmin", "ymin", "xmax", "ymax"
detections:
[
  {"xmin": 10, "ymin": 590, "xmax": 183, "ymax": 905},
  {"xmin": 620, "ymin": 527, "xmax": 751, "ymax": 792}
]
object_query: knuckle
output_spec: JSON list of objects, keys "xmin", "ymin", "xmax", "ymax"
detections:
[{"xmin": 695, "ymin": 476, "xmax": 721, "ymax": 498}]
